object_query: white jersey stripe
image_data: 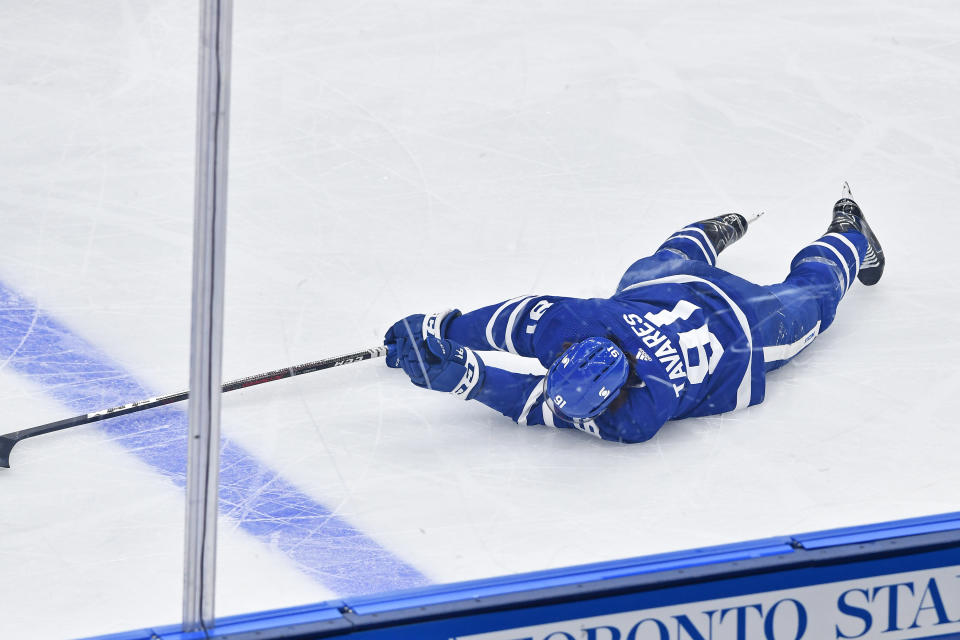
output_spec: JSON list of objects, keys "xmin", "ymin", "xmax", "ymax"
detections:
[
  {"xmin": 763, "ymin": 321, "xmax": 821, "ymax": 362},
  {"xmin": 485, "ymin": 295, "xmax": 527, "ymax": 351},
  {"xmin": 518, "ymin": 379, "xmax": 546, "ymax": 426},
  {"xmin": 504, "ymin": 296, "xmax": 536, "ymax": 355},
  {"xmin": 826, "ymin": 232, "xmax": 861, "ymax": 280},
  {"xmin": 622, "ymin": 275, "xmax": 754, "ymax": 410},
  {"xmin": 682, "ymin": 226, "xmax": 718, "ymax": 263},
  {"xmin": 672, "ymin": 234, "xmax": 714, "ymax": 265},
  {"xmin": 811, "ymin": 241, "xmax": 850, "ymax": 293},
  {"xmin": 541, "ymin": 401, "xmax": 556, "ymax": 428}
]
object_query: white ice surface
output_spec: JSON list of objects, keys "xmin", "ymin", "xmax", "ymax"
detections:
[{"xmin": 1, "ymin": 1, "xmax": 960, "ymax": 638}]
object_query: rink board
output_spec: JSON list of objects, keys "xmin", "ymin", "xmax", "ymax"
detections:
[{"xmin": 89, "ymin": 511, "xmax": 960, "ymax": 640}]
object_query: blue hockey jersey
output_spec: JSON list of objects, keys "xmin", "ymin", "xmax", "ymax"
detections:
[{"xmin": 445, "ymin": 265, "xmax": 767, "ymax": 443}]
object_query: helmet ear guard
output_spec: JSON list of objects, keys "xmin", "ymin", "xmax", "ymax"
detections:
[{"xmin": 545, "ymin": 337, "xmax": 630, "ymax": 420}]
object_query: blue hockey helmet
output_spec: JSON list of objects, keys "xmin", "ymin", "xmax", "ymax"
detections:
[{"xmin": 545, "ymin": 337, "xmax": 630, "ymax": 419}]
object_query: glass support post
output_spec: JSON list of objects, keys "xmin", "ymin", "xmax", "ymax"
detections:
[{"xmin": 183, "ymin": 0, "xmax": 233, "ymax": 632}]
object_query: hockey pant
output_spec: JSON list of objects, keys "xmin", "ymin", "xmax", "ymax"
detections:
[{"xmin": 616, "ymin": 220, "xmax": 870, "ymax": 373}]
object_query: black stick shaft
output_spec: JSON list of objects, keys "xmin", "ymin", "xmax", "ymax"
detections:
[{"xmin": 0, "ymin": 345, "xmax": 387, "ymax": 468}]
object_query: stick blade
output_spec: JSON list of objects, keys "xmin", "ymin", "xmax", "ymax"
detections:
[{"xmin": 0, "ymin": 435, "xmax": 15, "ymax": 469}]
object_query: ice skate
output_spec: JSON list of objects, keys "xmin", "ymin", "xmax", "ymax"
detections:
[
  {"xmin": 826, "ymin": 182, "xmax": 884, "ymax": 285},
  {"xmin": 693, "ymin": 212, "xmax": 751, "ymax": 255}
]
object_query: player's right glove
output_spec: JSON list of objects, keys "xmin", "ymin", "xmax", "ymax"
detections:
[
  {"xmin": 399, "ymin": 336, "xmax": 485, "ymax": 400},
  {"xmin": 383, "ymin": 309, "xmax": 460, "ymax": 368}
]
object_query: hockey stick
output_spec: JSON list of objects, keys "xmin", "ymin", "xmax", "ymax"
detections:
[{"xmin": 0, "ymin": 345, "xmax": 388, "ymax": 469}]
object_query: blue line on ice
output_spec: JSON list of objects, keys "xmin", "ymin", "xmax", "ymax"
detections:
[{"xmin": 0, "ymin": 281, "xmax": 428, "ymax": 596}]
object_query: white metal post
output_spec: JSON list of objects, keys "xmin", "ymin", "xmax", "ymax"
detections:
[{"xmin": 183, "ymin": 0, "xmax": 233, "ymax": 632}]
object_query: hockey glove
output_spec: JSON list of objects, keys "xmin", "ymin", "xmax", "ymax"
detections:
[
  {"xmin": 399, "ymin": 336, "xmax": 485, "ymax": 400},
  {"xmin": 383, "ymin": 309, "xmax": 460, "ymax": 368}
]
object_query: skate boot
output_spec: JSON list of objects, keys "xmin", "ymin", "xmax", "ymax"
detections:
[
  {"xmin": 826, "ymin": 182, "xmax": 884, "ymax": 285},
  {"xmin": 694, "ymin": 212, "xmax": 751, "ymax": 255}
]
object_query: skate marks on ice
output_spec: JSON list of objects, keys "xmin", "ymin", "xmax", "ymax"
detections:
[{"xmin": 0, "ymin": 280, "xmax": 427, "ymax": 596}]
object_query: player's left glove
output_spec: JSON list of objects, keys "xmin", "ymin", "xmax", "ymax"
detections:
[
  {"xmin": 383, "ymin": 309, "xmax": 460, "ymax": 368},
  {"xmin": 399, "ymin": 336, "xmax": 485, "ymax": 400}
]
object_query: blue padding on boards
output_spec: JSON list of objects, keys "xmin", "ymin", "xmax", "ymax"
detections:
[
  {"xmin": 0, "ymin": 281, "xmax": 427, "ymax": 595},
  {"xmin": 793, "ymin": 511, "xmax": 960, "ymax": 549},
  {"xmin": 344, "ymin": 536, "xmax": 796, "ymax": 615}
]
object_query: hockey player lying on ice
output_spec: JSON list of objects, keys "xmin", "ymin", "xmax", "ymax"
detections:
[{"xmin": 383, "ymin": 184, "xmax": 884, "ymax": 443}]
